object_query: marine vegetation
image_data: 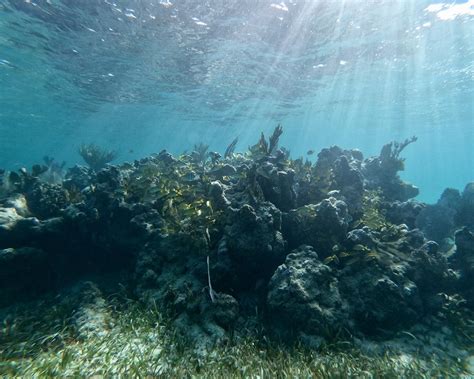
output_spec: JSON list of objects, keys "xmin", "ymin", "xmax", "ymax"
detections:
[
  {"xmin": 38, "ymin": 156, "xmax": 66, "ymax": 184},
  {"xmin": 248, "ymin": 124, "xmax": 284, "ymax": 159},
  {"xmin": 78, "ymin": 143, "xmax": 117, "ymax": 171},
  {"xmin": 224, "ymin": 137, "xmax": 239, "ymax": 159},
  {"xmin": 0, "ymin": 126, "xmax": 473, "ymax": 376},
  {"xmin": 0, "ymin": 284, "xmax": 469, "ymax": 377}
]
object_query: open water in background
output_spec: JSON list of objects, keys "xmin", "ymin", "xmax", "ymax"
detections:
[{"xmin": 0, "ymin": 0, "xmax": 473, "ymax": 202}]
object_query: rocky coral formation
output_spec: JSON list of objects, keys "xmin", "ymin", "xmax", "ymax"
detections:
[
  {"xmin": 363, "ymin": 137, "xmax": 419, "ymax": 202},
  {"xmin": 450, "ymin": 228, "xmax": 474, "ymax": 308},
  {"xmin": 0, "ymin": 127, "xmax": 473, "ymax": 348},
  {"xmin": 283, "ymin": 197, "xmax": 350, "ymax": 256},
  {"xmin": 415, "ymin": 184, "xmax": 474, "ymax": 250},
  {"xmin": 267, "ymin": 245, "xmax": 350, "ymax": 339}
]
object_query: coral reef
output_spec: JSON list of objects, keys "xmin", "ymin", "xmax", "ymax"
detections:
[
  {"xmin": 267, "ymin": 245, "xmax": 349, "ymax": 339},
  {"xmin": 363, "ymin": 137, "xmax": 419, "ymax": 201},
  {"xmin": 0, "ymin": 127, "xmax": 473, "ymax": 351},
  {"xmin": 416, "ymin": 184, "xmax": 474, "ymax": 249}
]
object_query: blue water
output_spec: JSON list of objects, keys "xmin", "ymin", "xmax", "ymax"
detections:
[{"xmin": 0, "ymin": 0, "xmax": 473, "ymax": 202}]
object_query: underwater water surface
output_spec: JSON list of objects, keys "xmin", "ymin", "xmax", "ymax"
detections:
[{"xmin": 0, "ymin": 0, "xmax": 473, "ymax": 202}]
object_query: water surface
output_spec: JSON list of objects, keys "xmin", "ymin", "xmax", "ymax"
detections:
[{"xmin": 1, "ymin": 0, "xmax": 473, "ymax": 201}]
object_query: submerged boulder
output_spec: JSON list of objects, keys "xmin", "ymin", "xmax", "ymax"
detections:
[
  {"xmin": 457, "ymin": 183, "xmax": 474, "ymax": 230},
  {"xmin": 64, "ymin": 165, "xmax": 94, "ymax": 191},
  {"xmin": 450, "ymin": 228, "xmax": 474, "ymax": 308},
  {"xmin": 25, "ymin": 181, "xmax": 69, "ymax": 219},
  {"xmin": 338, "ymin": 225, "xmax": 446, "ymax": 335},
  {"xmin": 340, "ymin": 268, "xmax": 422, "ymax": 335},
  {"xmin": 416, "ymin": 188, "xmax": 461, "ymax": 243},
  {"xmin": 268, "ymin": 222, "xmax": 458, "ymax": 341},
  {"xmin": 255, "ymin": 162, "xmax": 297, "ymax": 211},
  {"xmin": 295, "ymin": 146, "xmax": 364, "ymax": 213},
  {"xmin": 267, "ymin": 245, "xmax": 350, "ymax": 338},
  {"xmin": 337, "ymin": 233, "xmax": 425, "ymax": 332},
  {"xmin": 384, "ymin": 200, "xmax": 425, "ymax": 229},
  {"xmin": 283, "ymin": 197, "xmax": 350, "ymax": 257},
  {"xmin": 135, "ymin": 232, "xmax": 240, "ymax": 348},
  {"xmin": 332, "ymin": 155, "xmax": 364, "ymax": 218},
  {"xmin": 219, "ymin": 202, "xmax": 286, "ymax": 291},
  {"xmin": 416, "ymin": 204, "xmax": 456, "ymax": 244}
]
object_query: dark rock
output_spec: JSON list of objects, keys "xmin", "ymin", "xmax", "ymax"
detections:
[
  {"xmin": 64, "ymin": 165, "xmax": 94, "ymax": 191},
  {"xmin": 157, "ymin": 150, "xmax": 177, "ymax": 164},
  {"xmin": 267, "ymin": 245, "xmax": 350, "ymax": 338},
  {"xmin": 297, "ymin": 146, "xmax": 364, "ymax": 208},
  {"xmin": 346, "ymin": 227, "xmax": 376, "ymax": 248},
  {"xmin": 339, "ymin": 265, "xmax": 422, "ymax": 335},
  {"xmin": 338, "ymin": 225, "xmax": 445, "ymax": 334},
  {"xmin": 438, "ymin": 188, "xmax": 462, "ymax": 209},
  {"xmin": 384, "ymin": 200, "xmax": 425, "ymax": 229},
  {"xmin": 416, "ymin": 204, "xmax": 456, "ymax": 243},
  {"xmin": 135, "ymin": 235, "xmax": 239, "ymax": 346},
  {"xmin": 457, "ymin": 183, "xmax": 474, "ymax": 230},
  {"xmin": 25, "ymin": 182, "xmax": 69, "ymax": 219},
  {"xmin": 208, "ymin": 181, "xmax": 231, "ymax": 210},
  {"xmin": 209, "ymin": 164, "xmax": 237, "ymax": 179},
  {"xmin": 95, "ymin": 165, "xmax": 125, "ymax": 189},
  {"xmin": 205, "ymin": 292, "xmax": 239, "ymax": 329},
  {"xmin": 317, "ymin": 146, "xmax": 363, "ymax": 172},
  {"xmin": 283, "ymin": 197, "xmax": 350, "ymax": 257},
  {"xmin": 351, "ymin": 149, "xmax": 364, "ymax": 161},
  {"xmin": 221, "ymin": 202, "xmax": 286, "ymax": 291},
  {"xmin": 256, "ymin": 162, "xmax": 297, "ymax": 211},
  {"xmin": 333, "ymin": 155, "xmax": 364, "ymax": 219},
  {"xmin": 130, "ymin": 209, "xmax": 164, "ymax": 240},
  {"xmin": 410, "ymin": 241, "xmax": 458, "ymax": 310},
  {"xmin": 451, "ymin": 228, "xmax": 474, "ymax": 308}
]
